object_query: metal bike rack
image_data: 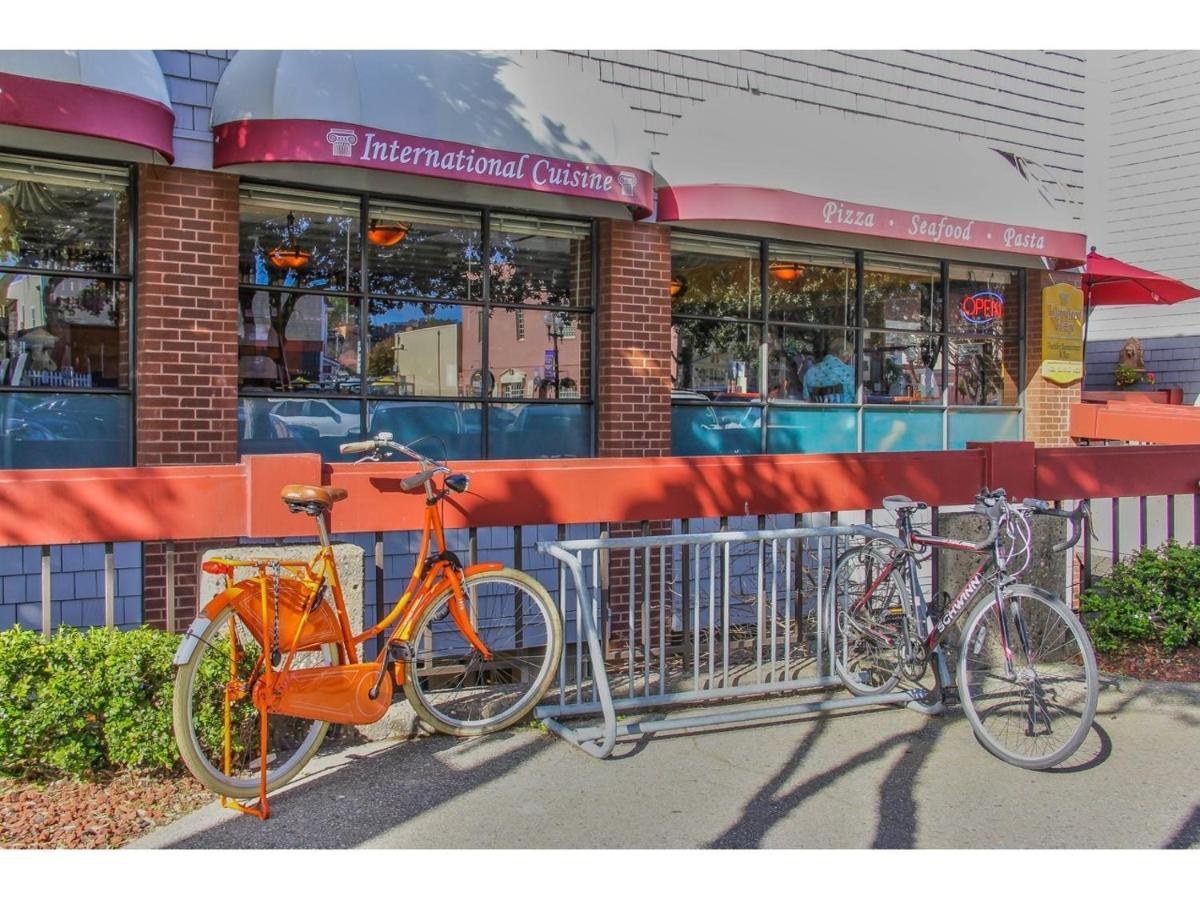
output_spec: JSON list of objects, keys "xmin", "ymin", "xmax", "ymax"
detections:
[{"xmin": 535, "ymin": 524, "xmax": 933, "ymax": 759}]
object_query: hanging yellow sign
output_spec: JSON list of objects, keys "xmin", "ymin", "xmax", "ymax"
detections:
[{"xmin": 1041, "ymin": 283, "xmax": 1085, "ymax": 386}]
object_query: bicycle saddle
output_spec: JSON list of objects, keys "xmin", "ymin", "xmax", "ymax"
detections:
[
  {"xmin": 882, "ymin": 495, "xmax": 927, "ymax": 512},
  {"xmin": 280, "ymin": 484, "xmax": 348, "ymax": 514}
]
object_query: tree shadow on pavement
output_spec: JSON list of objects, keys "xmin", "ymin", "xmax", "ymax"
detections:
[
  {"xmin": 163, "ymin": 730, "xmax": 554, "ymax": 849},
  {"xmin": 1163, "ymin": 804, "xmax": 1200, "ymax": 849},
  {"xmin": 706, "ymin": 709, "xmax": 943, "ymax": 849}
]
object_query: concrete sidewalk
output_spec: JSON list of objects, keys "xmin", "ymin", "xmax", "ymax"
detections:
[{"xmin": 132, "ymin": 678, "xmax": 1200, "ymax": 849}]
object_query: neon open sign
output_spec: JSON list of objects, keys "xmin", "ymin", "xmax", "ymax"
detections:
[{"xmin": 960, "ymin": 291, "xmax": 1004, "ymax": 326}]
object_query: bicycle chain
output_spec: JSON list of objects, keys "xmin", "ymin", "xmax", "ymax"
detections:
[{"xmin": 270, "ymin": 560, "xmax": 281, "ymax": 667}]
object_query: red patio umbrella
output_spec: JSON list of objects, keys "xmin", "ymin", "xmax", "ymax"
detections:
[
  {"xmin": 1084, "ymin": 248, "xmax": 1200, "ymax": 306},
  {"xmin": 1080, "ymin": 249, "xmax": 1200, "ymax": 386}
]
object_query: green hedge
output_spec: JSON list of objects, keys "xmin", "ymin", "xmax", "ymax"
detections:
[
  {"xmin": 0, "ymin": 626, "xmax": 202, "ymax": 780},
  {"xmin": 1080, "ymin": 541, "xmax": 1200, "ymax": 654}
]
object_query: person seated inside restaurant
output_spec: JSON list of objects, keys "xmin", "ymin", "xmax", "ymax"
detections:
[{"xmin": 802, "ymin": 337, "xmax": 855, "ymax": 403}]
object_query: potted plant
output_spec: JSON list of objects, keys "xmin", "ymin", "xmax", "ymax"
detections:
[{"xmin": 1114, "ymin": 361, "xmax": 1156, "ymax": 390}]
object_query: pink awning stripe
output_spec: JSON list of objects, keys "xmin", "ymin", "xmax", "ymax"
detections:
[
  {"xmin": 0, "ymin": 70, "xmax": 175, "ymax": 162},
  {"xmin": 213, "ymin": 118, "xmax": 655, "ymax": 219},
  {"xmin": 657, "ymin": 184, "xmax": 1087, "ymax": 262}
]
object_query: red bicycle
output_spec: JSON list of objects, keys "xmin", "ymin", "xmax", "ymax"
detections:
[{"xmin": 828, "ymin": 488, "xmax": 1099, "ymax": 770}]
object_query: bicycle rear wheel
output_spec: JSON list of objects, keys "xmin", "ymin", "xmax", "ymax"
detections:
[
  {"xmin": 403, "ymin": 567, "xmax": 563, "ymax": 736},
  {"xmin": 173, "ymin": 604, "xmax": 337, "ymax": 799},
  {"xmin": 957, "ymin": 586, "xmax": 1098, "ymax": 770},
  {"xmin": 829, "ymin": 545, "xmax": 907, "ymax": 696}
]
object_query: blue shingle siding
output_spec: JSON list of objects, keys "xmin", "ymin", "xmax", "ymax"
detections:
[{"xmin": 1086, "ymin": 335, "xmax": 1200, "ymax": 402}]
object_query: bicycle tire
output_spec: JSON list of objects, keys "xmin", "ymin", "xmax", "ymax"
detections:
[
  {"xmin": 172, "ymin": 604, "xmax": 338, "ymax": 800},
  {"xmin": 957, "ymin": 585, "xmax": 1098, "ymax": 770},
  {"xmin": 403, "ymin": 567, "xmax": 563, "ymax": 736},
  {"xmin": 829, "ymin": 544, "xmax": 907, "ymax": 696}
]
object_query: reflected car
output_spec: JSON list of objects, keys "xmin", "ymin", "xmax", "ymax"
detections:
[{"xmin": 267, "ymin": 399, "xmax": 358, "ymax": 437}]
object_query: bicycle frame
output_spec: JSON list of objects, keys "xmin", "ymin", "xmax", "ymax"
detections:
[{"xmin": 850, "ymin": 508, "xmax": 1019, "ymax": 693}]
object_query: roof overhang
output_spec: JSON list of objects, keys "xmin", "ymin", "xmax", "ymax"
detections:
[
  {"xmin": 0, "ymin": 51, "xmax": 174, "ymax": 163},
  {"xmin": 654, "ymin": 96, "xmax": 1087, "ymax": 265},
  {"xmin": 211, "ymin": 51, "xmax": 654, "ymax": 219}
]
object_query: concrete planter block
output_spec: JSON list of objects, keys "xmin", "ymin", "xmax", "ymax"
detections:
[{"xmin": 936, "ymin": 512, "xmax": 1071, "ymax": 607}]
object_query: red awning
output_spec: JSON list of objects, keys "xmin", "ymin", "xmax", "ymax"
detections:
[
  {"xmin": 1083, "ymin": 250, "xmax": 1200, "ymax": 306},
  {"xmin": 654, "ymin": 95, "xmax": 1086, "ymax": 263},
  {"xmin": 210, "ymin": 51, "xmax": 653, "ymax": 218},
  {"xmin": 0, "ymin": 51, "xmax": 174, "ymax": 162}
]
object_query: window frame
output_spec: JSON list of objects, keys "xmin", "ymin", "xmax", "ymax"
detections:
[
  {"xmin": 237, "ymin": 177, "xmax": 599, "ymax": 459},
  {"xmin": 669, "ymin": 226, "xmax": 1026, "ymax": 454},
  {"xmin": 0, "ymin": 148, "xmax": 137, "ymax": 467}
]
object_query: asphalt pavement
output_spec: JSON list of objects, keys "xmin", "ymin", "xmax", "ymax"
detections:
[{"xmin": 131, "ymin": 677, "xmax": 1200, "ymax": 849}]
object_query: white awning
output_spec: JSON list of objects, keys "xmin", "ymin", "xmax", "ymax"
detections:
[
  {"xmin": 0, "ymin": 50, "xmax": 174, "ymax": 162},
  {"xmin": 211, "ymin": 51, "xmax": 653, "ymax": 218},
  {"xmin": 654, "ymin": 95, "xmax": 1086, "ymax": 263}
]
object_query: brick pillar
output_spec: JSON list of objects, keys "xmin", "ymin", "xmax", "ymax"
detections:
[
  {"xmin": 1023, "ymin": 269, "xmax": 1083, "ymax": 448},
  {"xmin": 596, "ymin": 219, "xmax": 673, "ymax": 652},
  {"xmin": 135, "ymin": 165, "xmax": 241, "ymax": 629}
]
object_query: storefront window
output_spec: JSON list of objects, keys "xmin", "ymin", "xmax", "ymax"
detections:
[
  {"xmin": 366, "ymin": 204, "xmax": 481, "ymax": 300},
  {"xmin": 862, "ymin": 255, "xmax": 942, "ymax": 332},
  {"xmin": 0, "ymin": 154, "xmax": 131, "ymax": 468},
  {"xmin": 238, "ymin": 186, "xmax": 594, "ymax": 460},
  {"xmin": 239, "ymin": 186, "xmax": 360, "ymax": 293},
  {"xmin": 670, "ymin": 231, "xmax": 1024, "ymax": 455}
]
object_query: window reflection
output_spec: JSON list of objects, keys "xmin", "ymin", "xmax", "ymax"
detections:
[
  {"xmin": 948, "ymin": 336, "xmax": 1010, "ymax": 406},
  {"xmin": 672, "ymin": 320, "xmax": 761, "ymax": 398},
  {"xmin": 670, "ymin": 235, "xmax": 760, "ymax": 321},
  {"xmin": 2, "ymin": 276, "xmax": 127, "ymax": 389},
  {"xmin": 862, "ymin": 255, "xmax": 942, "ymax": 332},
  {"xmin": 367, "ymin": 203, "xmax": 481, "ymax": 300},
  {"xmin": 862, "ymin": 331, "xmax": 943, "ymax": 405},
  {"xmin": 767, "ymin": 245, "xmax": 855, "ymax": 328},
  {"xmin": 488, "ymin": 308, "xmax": 588, "ymax": 400},
  {"xmin": 367, "ymin": 301, "xmax": 477, "ymax": 398},
  {"xmin": 489, "ymin": 215, "xmax": 591, "ymax": 307},
  {"xmin": 239, "ymin": 188, "xmax": 359, "ymax": 293},
  {"xmin": 238, "ymin": 289, "xmax": 360, "ymax": 393},
  {"xmin": 0, "ymin": 156, "xmax": 128, "ymax": 274}
]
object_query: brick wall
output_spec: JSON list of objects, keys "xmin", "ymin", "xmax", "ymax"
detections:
[
  {"xmin": 135, "ymin": 164, "xmax": 241, "ymax": 628},
  {"xmin": 595, "ymin": 219, "xmax": 673, "ymax": 650},
  {"xmin": 1023, "ymin": 269, "xmax": 1083, "ymax": 448}
]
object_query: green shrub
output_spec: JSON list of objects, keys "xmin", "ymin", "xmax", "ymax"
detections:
[
  {"xmin": 0, "ymin": 625, "xmax": 217, "ymax": 780},
  {"xmin": 1079, "ymin": 541, "xmax": 1200, "ymax": 654}
]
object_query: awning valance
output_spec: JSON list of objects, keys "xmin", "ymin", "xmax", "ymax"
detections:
[
  {"xmin": 654, "ymin": 95, "xmax": 1086, "ymax": 263},
  {"xmin": 0, "ymin": 51, "xmax": 174, "ymax": 162},
  {"xmin": 211, "ymin": 51, "xmax": 654, "ymax": 218}
]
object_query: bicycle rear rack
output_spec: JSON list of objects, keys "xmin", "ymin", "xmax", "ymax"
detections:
[{"xmin": 535, "ymin": 524, "xmax": 937, "ymax": 758}]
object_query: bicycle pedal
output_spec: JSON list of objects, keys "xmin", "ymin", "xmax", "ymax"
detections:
[{"xmin": 387, "ymin": 640, "xmax": 415, "ymax": 663}]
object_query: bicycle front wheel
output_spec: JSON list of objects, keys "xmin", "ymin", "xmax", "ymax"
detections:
[
  {"xmin": 172, "ymin": 604, "xmax": 337, "ymax": 799},
  {"xmin": 957, "ymin": 586, "xmax": 1098, "ymax": 770},
  {"xmin": 829, "ymin": 545, "xmax": 907, "ymax": 696},
  {"xmin": 403, "ymin": 567, "xmax": 563, "ymax": 736}
]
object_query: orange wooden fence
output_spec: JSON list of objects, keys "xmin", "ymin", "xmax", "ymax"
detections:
[{"xmin": 1, "ymin": 442, "xmax": 1198, "ymax": 548}]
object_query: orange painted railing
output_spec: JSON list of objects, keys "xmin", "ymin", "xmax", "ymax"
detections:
[
  {"xmin": 1070, "ymin": 401, "xmax": 1200, "ymax": 446},
  {"xmin": 1, "ymin": 442, "xmax": 1198, "ymax": 549}
]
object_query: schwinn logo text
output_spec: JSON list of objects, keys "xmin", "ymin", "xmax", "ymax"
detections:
[{"xmin": 938, "ymin": 569, "xmax": 986, "ymax": 633}]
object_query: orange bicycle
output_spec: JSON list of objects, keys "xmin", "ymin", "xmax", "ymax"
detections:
[{"xmin": 171, "ymin": 433, "xmax": 563, "ymax": 817}]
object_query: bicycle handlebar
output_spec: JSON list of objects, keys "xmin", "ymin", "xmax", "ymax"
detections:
[
  {"xmin": 338, "ymin": 433, "xmax": 437, "ymax": 467},
  {"xmin": 1022, "ymin": 498, "xmax": 1092, "ymax": 553}
]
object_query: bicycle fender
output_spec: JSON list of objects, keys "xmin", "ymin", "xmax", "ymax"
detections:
[
  {"xmin": 199, "ymin": 578, "xmax": 342, "ymax": 652},
  {"xmin": 173, "ymin": 615, "xmax": 211, "ymax": 666}
]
